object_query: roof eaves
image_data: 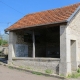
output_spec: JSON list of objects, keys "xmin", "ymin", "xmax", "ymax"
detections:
[
  {"xmin": 5, "ymin": 20, "xmax": 68, "ymax": 32},
  {"xmin": 67, "ymin": 6, "xmax": 80, "ymax": 22}
]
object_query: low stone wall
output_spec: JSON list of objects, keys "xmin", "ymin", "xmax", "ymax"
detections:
[
  {"xmin": 12, "ymin": 57, "xmax": 60, "ymax": 74},
  {"xmin": 0, "ymin": 46, "xmax": 8, "ymax": 55}
]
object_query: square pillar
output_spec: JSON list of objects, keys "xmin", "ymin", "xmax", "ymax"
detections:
[
  {"xmin": 59, "ymin": 25, "xmax": 71, "ymax": 76},
  {"xmin": 8, "ymin": 32, "xmax": 17, "ymax": 64},
  {"xmin": 32, "ymin": 31, "xmax": 35, "ymax": 58}
]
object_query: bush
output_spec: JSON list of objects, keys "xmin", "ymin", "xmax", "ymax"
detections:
[{"xmin": 77, "ymin": 68, "xmax": 80, "ymax": 73}]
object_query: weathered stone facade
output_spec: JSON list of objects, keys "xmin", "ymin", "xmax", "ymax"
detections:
[
  {"xmin": 8, "ymin": 27, "xmax": 60, "ymax": 74},
  {"xmin": 8, "ymin": 8, "xmax": 80, "ymax": 76},
  {"xmin": 12, "ymin": 58, "xmax": 60, "ymax": 74},
  {"xmin": 59, "ymin": 10, "xmax": 80, "ymax": 76},
  {"xmin": 68, "ymin": 10, "xmax": 80, "ymax": 61}
]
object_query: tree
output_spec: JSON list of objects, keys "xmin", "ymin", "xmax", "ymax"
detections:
[
  {"xmin": 0, "ymin": 39, "xmax": 8, "ymax": 46},
  {"xmin": 0, "ymin": 32, "xmax": 9, "ymax": 46}
]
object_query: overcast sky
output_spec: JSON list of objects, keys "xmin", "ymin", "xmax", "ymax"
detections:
[{"xmin": 0, "ymin": 0, "xmax": 80, "ymax": 34}]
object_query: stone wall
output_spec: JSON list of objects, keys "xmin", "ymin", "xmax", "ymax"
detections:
[
  {"xmin": 0, "ymin": 46, "xmax": 8, "ymax": 55},
  {"xmin": 59, "ymin": 10, "xmax": 80, "ymax": 76},
  {"xmin": 67, "ymin": 11, "xmax": 80, "ymax": 62},
  {"xmin": 12, "ymin": 58, "xmax": 60, "ymax": 74},
  {"xmin": 14, "ymin": 33, "xmax": 33, "ymax": 57}
]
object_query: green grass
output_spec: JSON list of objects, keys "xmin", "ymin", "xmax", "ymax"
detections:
[
  {"xmin": 32, "ymin": 71, "xmax": 42, "ymax": 75},
  {"xmin": 67, "ymin": 68, "xmax": 80, "ymax": 78},
  {"xmin": 67, "ymin": 73, "xmax": 80, "ymax": 78},
  {"xmin": 45, "ymin": 69, "xmax": 53, "ymax": 74},
  {"xmin": 19, "ymin": 66, "xmax": 24, "ymax": 69},
  {"xmin": 26, "ymin": 66, "xmax": 31, "ymax": 70},
  {"xmin": 8, "ymin": 66, "xmax": 14, "ymax": 69}
]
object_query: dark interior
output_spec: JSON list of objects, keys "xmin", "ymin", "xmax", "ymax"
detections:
[{"xmin": 24, "ymin": 26, "xmax": 60, "ymax": 58}]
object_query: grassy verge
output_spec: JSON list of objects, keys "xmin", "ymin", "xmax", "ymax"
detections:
[
  {"xmin": 67, "ymin": 68, "xmax": 80, "ymax": 78},
  {"xmin": 45, "ymin": 69, "xmax": 53, "ymax": 74},
  {"xmin": 32, "ymin": 72, "xmax": 42, "ymax": 75}
]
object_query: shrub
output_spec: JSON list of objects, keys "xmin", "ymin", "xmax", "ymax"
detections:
[{"xmin": 77, "ymin": 68, "xmax": 80, "ymax": 73}]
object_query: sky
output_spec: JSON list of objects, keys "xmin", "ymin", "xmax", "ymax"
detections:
[{"xmin": 0, "ymin": 0, "xmax": 80, "ymax": 34}]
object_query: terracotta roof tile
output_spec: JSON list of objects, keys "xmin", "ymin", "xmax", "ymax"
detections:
[{"xmin": 6, "ymin": 3, "xmax": 80, "ymax": 31}]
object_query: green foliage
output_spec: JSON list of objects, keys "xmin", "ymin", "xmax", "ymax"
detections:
[
  {"xmin": 77, "ymin": 68, "xmax": 80, "ymax": 73},
  {"xmin": 45, "ymin": 69, "xmax": 53, "ymax": 74},
  {"xmin": 67, "ymin": 73, "xmax": 80, "ymax": 78},
  {"xmin": 67, "ymin": 69, "xmax": 80, "ymax": 79},
  {"xmin": 2, "ymin": 40, "xmax": 8, "ymax": 45},
  {"xmin": 26, "ymin": 66, "xmax": 31, "ymax": 69},
  {"xmin": 32, "ymin": 72, "xmax": 42, "ymax": 75},
  {"xmin": 0, "ymin": 39, "xmax": 3, "ymax": 45},
  {"xmin": 60, "ymin": 74, "xmax": 65, "ymax": 77},
  {"xmin": 8, "ymin": 66, "xmax": 14, "ymax": 69},
  {"xmin": 0, "ymin": 39, "xmax": 8, "ymax": 46}
]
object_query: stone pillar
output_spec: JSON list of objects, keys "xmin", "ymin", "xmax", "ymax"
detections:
[
  {"xmin": 59, "ymin": 25, "xmax": 71, "ymax": 76},
  {"xmin": 8, "ymin": 32, "xmax": 17, "ymax": 64},
  {"xmin": 32, "ymin": 31, "xmax": 35, "ymax": 58}
]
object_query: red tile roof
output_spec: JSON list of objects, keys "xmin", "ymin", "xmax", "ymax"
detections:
[{"xmin": 6, "ymin": 3, "xmax": 80, "ymax": 31}]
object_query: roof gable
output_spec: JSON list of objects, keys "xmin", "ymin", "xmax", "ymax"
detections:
[
  {"xmin": 67, "ymin": 6, "xmax": 80, "ymax": 22},
  {"xmin": 5, "ymin": 3, "xmax": 80, "ymax": 31}
]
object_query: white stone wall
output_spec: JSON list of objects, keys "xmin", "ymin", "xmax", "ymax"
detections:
[
  {"xmin": 59, "ymin": 10, "xmax": 80, "ymax": 76},
  {"xmin": 60, "ymin": 25, "xmax": 71, "ymax": 76},
  {"xmin": 8, "ymin": 32, "xmax": 16, "ymax": 62},
  {"xmin": 67, "ymin": 11, "xmax": 80, "ymax": 61}
]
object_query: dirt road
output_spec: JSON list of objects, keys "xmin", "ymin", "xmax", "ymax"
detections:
[{"xmin": 0, "ymin": 65, "xmax": 63, "ymax": 80}]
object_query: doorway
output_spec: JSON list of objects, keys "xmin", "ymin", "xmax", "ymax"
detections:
[{"xmin": 71, "ymin": 40, "xmax": 77, "ymax": 71}]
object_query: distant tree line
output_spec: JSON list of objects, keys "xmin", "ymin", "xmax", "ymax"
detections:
[
  {"xmin": 0, "ymin": 38, "xmax": 8, "ymax": 46},
  {"xmin": 0, "ymin": 33, "xmax": 8, "ymax": 46}
]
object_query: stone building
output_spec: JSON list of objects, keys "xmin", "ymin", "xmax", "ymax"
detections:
[{"xmin": 5, "ymin": 3, "xmax": 80, "ymax": 76}]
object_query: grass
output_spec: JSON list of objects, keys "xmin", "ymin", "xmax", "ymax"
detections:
[
  {"xmin": 67, "ymin": 73, "xmax": 80, "ymax": 78},
  {"xmin": 19, "ymin": 66, "xmax": 24, "ymax": 69},
  {"xmin": 67, "ymin": 68, "xmax": 80, "ymax": 78},
  {"xmin": 8, "ymin": 64, "xmax": 53, "ymax": 76},
  {"xmin": 8, "ymin": 66, "xmax": 14, "ymax": 69},
  {"xmin": 60, "ymin": 74, "xmax": 65, "ymax": 77},
  {"xmin": 32, "ymin": 71, "xmax": 42, "ymax": 75},
  {"xmin": 26, "ymin": 66, "xmax": 31, "ymax": 70},
  {"xmin": 45, "ymin": 69, "xmax": 53, "ymax": 74}
]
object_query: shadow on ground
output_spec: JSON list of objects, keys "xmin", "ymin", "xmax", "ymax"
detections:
[{"xmin": 0, "ymin": 57, "xmax": 8, "ymax": 63}]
